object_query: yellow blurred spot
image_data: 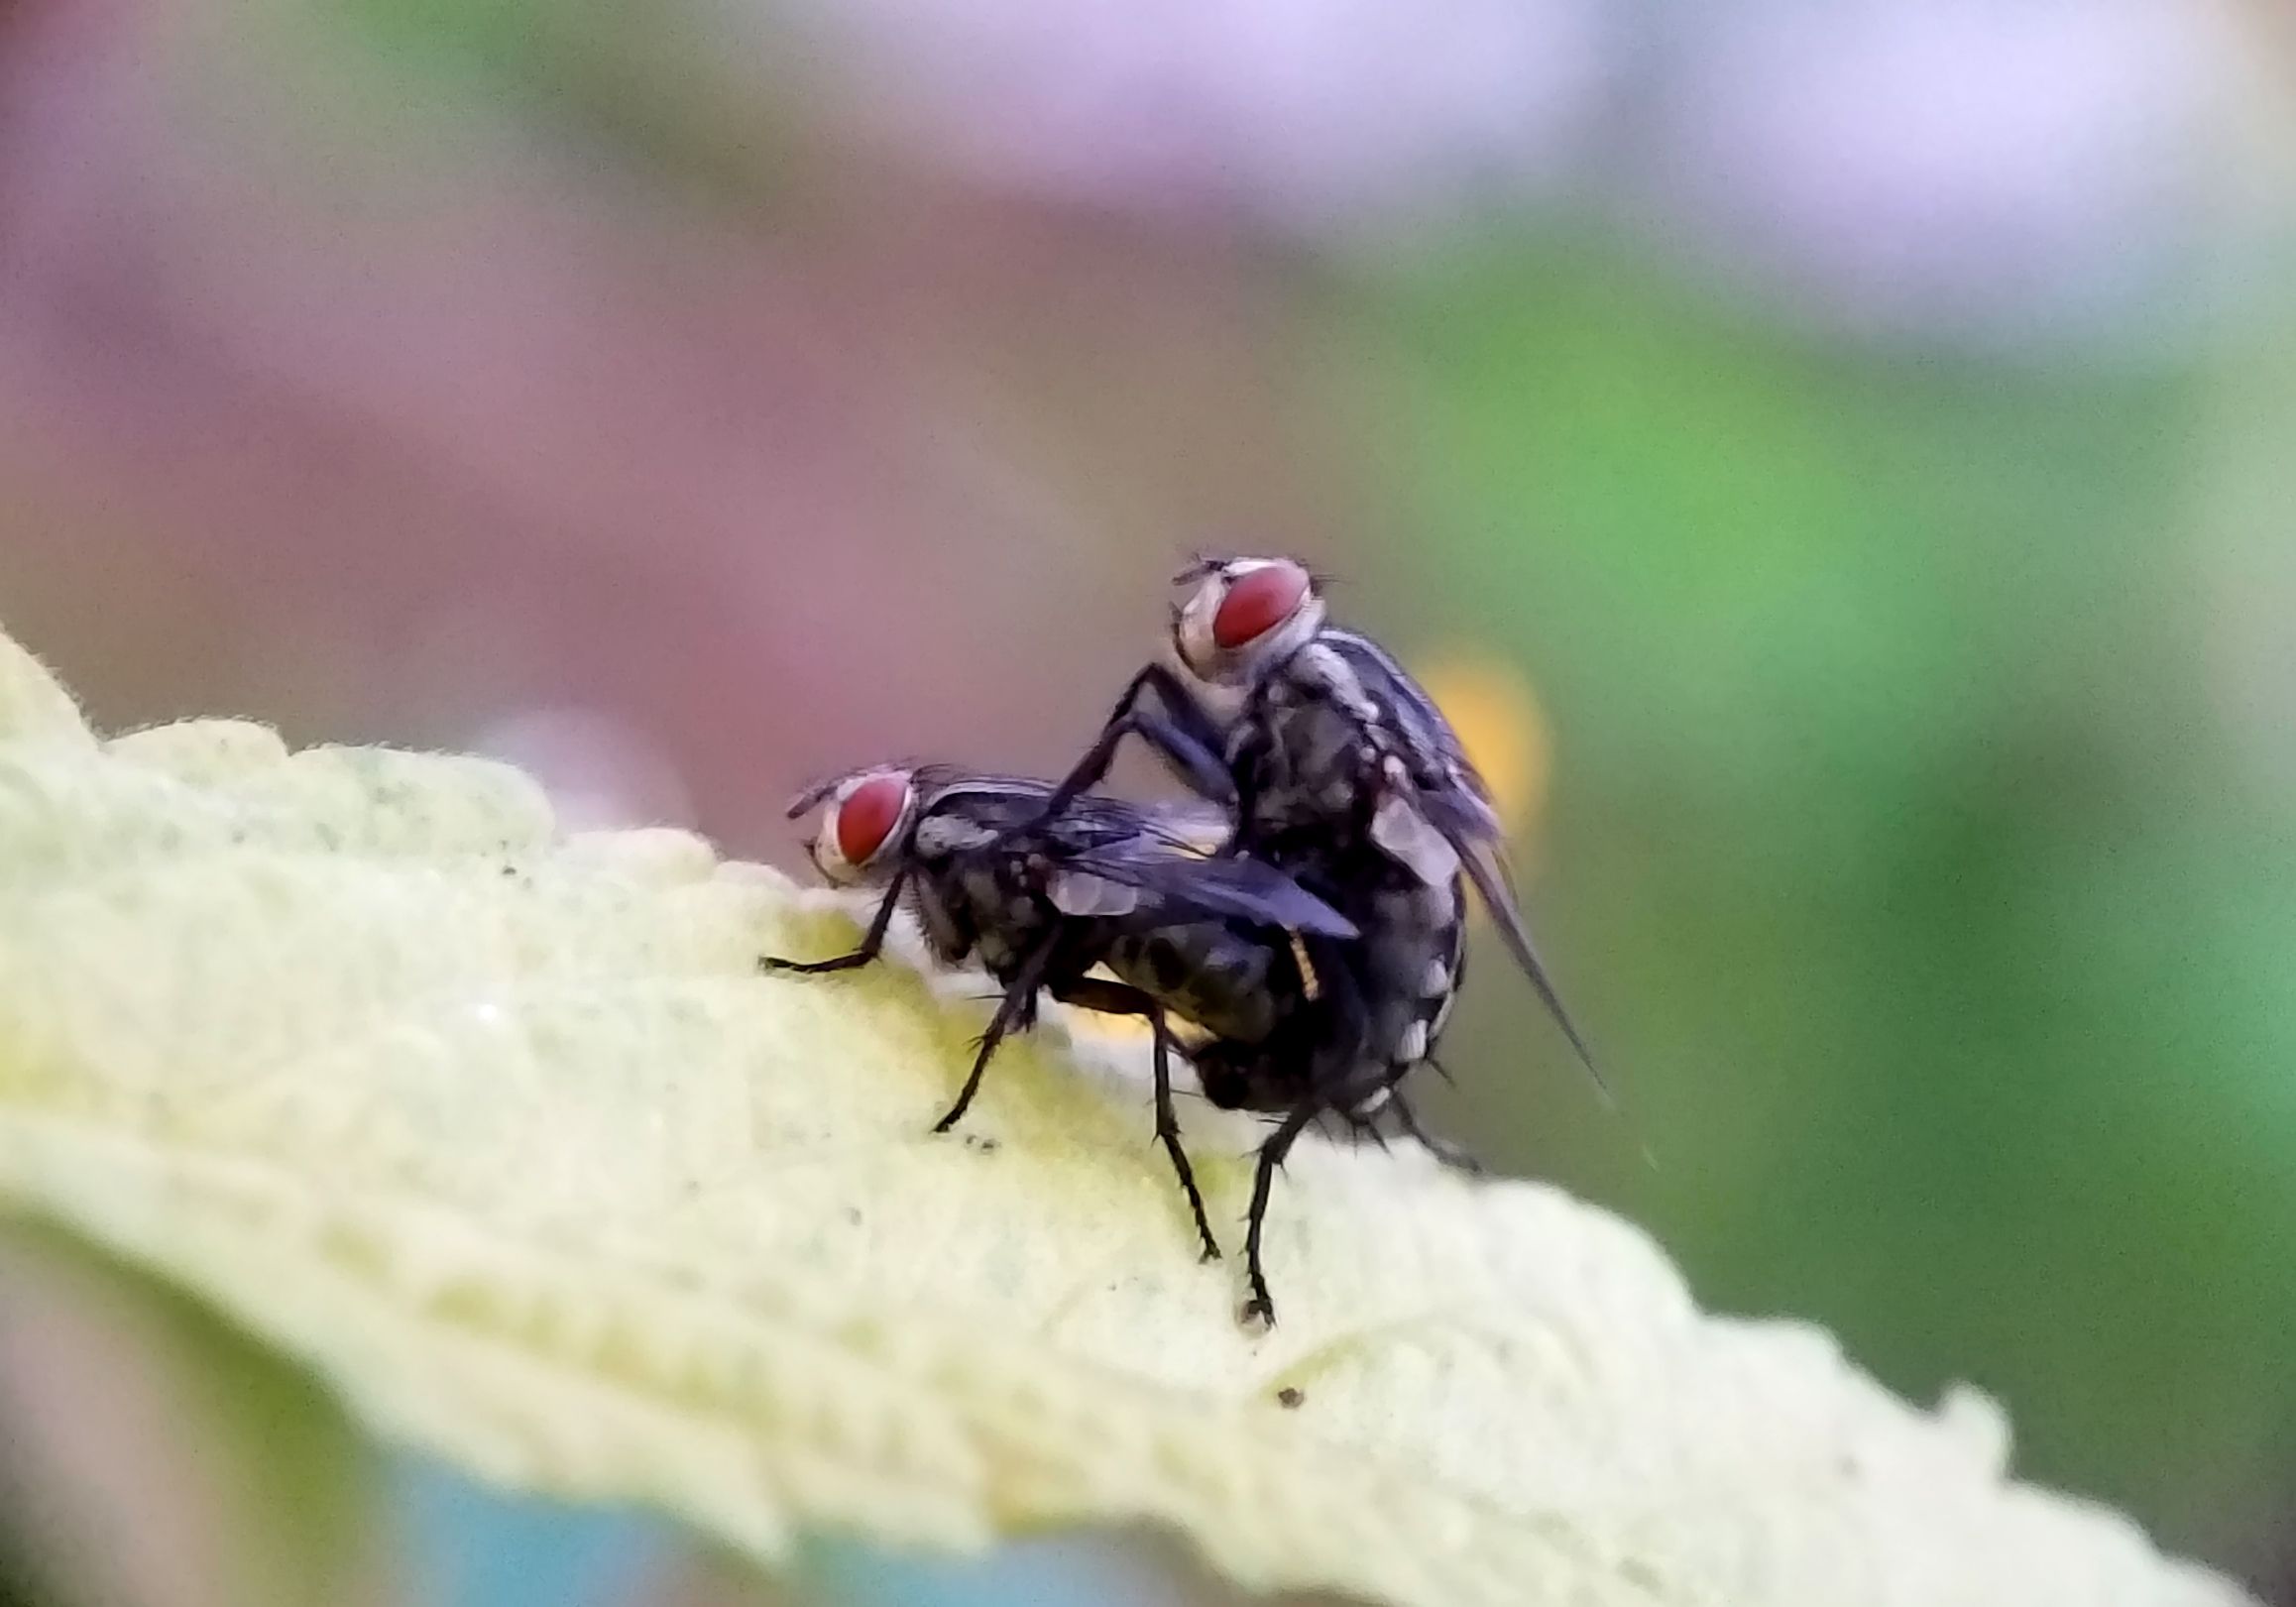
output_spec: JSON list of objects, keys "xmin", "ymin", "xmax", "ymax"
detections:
[
  {"xmin": 1063, "ymin": 967, "xmax": 1194, "ymax": 1046},
  {"xmin": 1070, "ymin": 1010, "xmax": 1155, "ymax": 1044},
  {"xmin": 1066, "ymin": 1006, "xmax": 1219, "ymax": 1051},
  {"xmin": 1417, "ymin": 652, "xmax": 1553, "ymax": 843}
]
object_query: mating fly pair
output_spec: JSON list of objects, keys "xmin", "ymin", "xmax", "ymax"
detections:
[{"xmin": 763, "ymin": 556, "xmax": 1601, "ymax": 1324}]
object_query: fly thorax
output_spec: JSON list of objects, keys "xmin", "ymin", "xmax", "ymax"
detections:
[
  {"xmin": 1253, "ymin": 695, "xmax": 1376, "ymax": 836},
  {"xmin": 956, "ymin": 863, "xmax": 1043, "ymax": 949},
  {"xmin": 1290, "ymin": 640, "xmax": 1381, "ymax": 724},
  {"xmin": 912, "ymin": 813, "xmax": 999, "ymax": 858},
  {"xmin": 909, "ymin": 879, "xmax": 972, "ymax": 967},
  {"xmin": 1183, "ymin": 665, "xmax": 1252, "ymax": 736}
]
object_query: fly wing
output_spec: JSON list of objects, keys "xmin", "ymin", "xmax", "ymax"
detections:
[
  {"xmin": 909, "ymin": 769, "xmax": 1052, "ymax": 832},
  {"xmin": 995, "ymin": 784, "xmax": 1169, "ymax": 853},
  {"xmin": 1060, "ymin": 831, "xmax": 1358, "ymax": 939},
  {"xmin": 1412, "ymin": 765, "xmax": 1610, "ymax": 1102},
  {"xmin": 1453, "ymin": 839, "xmax": 1610, "ymax": 1101},
  {"xmin": 1327, "ymin": 631, "xmax": 1612, "ymax": 1099},
  {"xmin": 1322, "ymin": 631, "xmax": 1487, "ymax": 795},
  {"xmin": 916, "ymin": 775, "xmax": 1217, "ymax": 865},
  {"xmin": 915, "ymin": 772, "xmax": 1187, "ymax": 860},
  {"xmin": 1323, "ymin": 631, "xmax": 1513, "ymax": 871},
  {"xmin": 1130, "ymin": 797, "xmax": 1234, "ymax": 857},
  {"xmin": 925, "ymin": 776, "xmax": 1355, "ymax": 938},
  {"xmin": 1176, "ymin": 854, "xmax": 1359, "ymax": 938}
]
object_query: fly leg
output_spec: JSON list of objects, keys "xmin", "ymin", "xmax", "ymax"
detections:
[
  {"xmin": 1055, "ymin": 976, "xmax": 1221, "ymax": 1262},
  {"xmin": 1211, "ymin": 719, "xmax": 1270, "ymax": 859},
  {"xmin": 932, "ymin": 936, "xmax": 1057, "ymax": 1133},
  {"xmin": 1240, "ymin": 1096, "xmax": 1322, "ymax": 1330},
  {"xmin": 759, "ymin": 869, "xmax": 907, "ymax": 974},
  {"xmin": 1389, "ymin": 1088, "xmax": 1484, "ymax": 1176},
  {"xmin": 1237, "ymin": 933, "xmax": 1371, "ymax": 1327},
  {"xmin": 1028, "ymin": 666, "xmax": 1234, "ymax": 829}
]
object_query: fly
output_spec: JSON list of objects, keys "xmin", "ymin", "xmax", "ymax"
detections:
[
  {"xmin": 1019, "ymin": 554, "xmax": 1606, "ymax": 1323},
  {"xmin": 759, "ymin": 763, "xmax": 1357, "ymax": 1263},
  {"xmin": 1026, "ymin": 555, "xmax": 1601, "ymax": 1090}
]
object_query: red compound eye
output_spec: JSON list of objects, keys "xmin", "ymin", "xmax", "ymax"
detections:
[
  {"xmin": 1211, "ymin": 560, "xmax": 1311, "ymax": 649},
  {"xmin": 834, "ymin": 772, "xmax": 908, "ymax": 865}
]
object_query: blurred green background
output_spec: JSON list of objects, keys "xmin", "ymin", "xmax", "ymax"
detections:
[{"xmin": 1, "ymin": 0, "xmax": 2292, "ymax": 1602}]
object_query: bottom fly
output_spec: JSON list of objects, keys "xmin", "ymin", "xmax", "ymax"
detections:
[{"xmin": 760, "ymin": 763, "xmax": 1356, "ymax": 1268}]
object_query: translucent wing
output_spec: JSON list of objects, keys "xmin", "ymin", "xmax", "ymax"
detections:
[
  {"xmin": 1452, "ymin": 843, "xmax": 1609, "ymax": 1100},
  {"xmin": 1129, "ymin": 797, "xmax": 1234, "ymax": 856},
  {"xmin": 909, "ymin": 772, "xmax": 1355, "ymax": 940},
  {"xmin": 1045, "ymin": 797, "xmax": 1353, "ymax": 938},
  {"xmin": 1322, "ymin": 631, "xmax": 1493, "ymax": 811},
  {"xmin": 1064, "ymin": 827, "xmax": 1359, "ymax": 939},
  {"xmin": 1326, "ymin": 632, "xmax": 1610, "ymax": 1098}
]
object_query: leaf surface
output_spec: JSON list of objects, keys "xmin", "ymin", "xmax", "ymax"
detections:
[{"xmin": 0, "ymin": 627, "xmax": 2252, "ymax": 1607}]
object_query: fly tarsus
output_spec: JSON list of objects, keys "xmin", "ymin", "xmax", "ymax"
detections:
[
  {"xmin": 932, "ymin": 939, "xmax": 1056, "ymax": 1134},
  {"xmin": 1239, "ymin": 1099, "xmax": 1321, "ymax": 1329},
  {"xmin": 758, "ymin": 872, "xmax": 907, "ymax": 979},
  {"xmin": 1055, "ymin": 976, "xmax": 1222, "ymax": 1261},
  {"xmin": 1391, "ymin": 1091, "xmax": 1483, "ymax": 1175},
  {"xmin": 758, "ymin": 949, "xmax": 875, "ymax": 975}
]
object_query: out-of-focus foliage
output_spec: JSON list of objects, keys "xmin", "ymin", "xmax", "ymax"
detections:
[
  {"xmin": 0, "ymin": 1226, "xmax": 386, "ymax": 1607},
  {"xmin": 1345, "ymin": 246, "xmax": 2296, "ymax": 1554}
]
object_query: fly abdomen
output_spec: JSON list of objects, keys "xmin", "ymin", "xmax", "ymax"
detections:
[{"xmin": 1103, "ymin": 923, "xmax": 1284, "ymax": 1048}]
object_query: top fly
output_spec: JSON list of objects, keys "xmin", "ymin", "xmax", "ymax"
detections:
[
  {"xmin": 1013, "ymin": 555, "xmax": 1608, "ymax": 1324},
  {"xmin": 1021, "ymin": 554, "xmax": 1604, "ymax": 1097}
]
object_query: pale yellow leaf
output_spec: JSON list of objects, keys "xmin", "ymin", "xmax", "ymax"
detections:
[{"xmin": 0, "ymin": 625, "xmax": 2253, "ymax": 1607}]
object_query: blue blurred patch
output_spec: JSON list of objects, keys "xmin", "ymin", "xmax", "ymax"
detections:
[
  {"xmin": 807, "ymin": 1534, "xmax": 1182, "ymax": 1607},
  {"xmin": 388, "ymin": 1454, "xmax": 1181, "ymax": 1607},
  {"xmin": 389, "ymin": 1458, "xmax": 660, "ymax": 1607}
]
